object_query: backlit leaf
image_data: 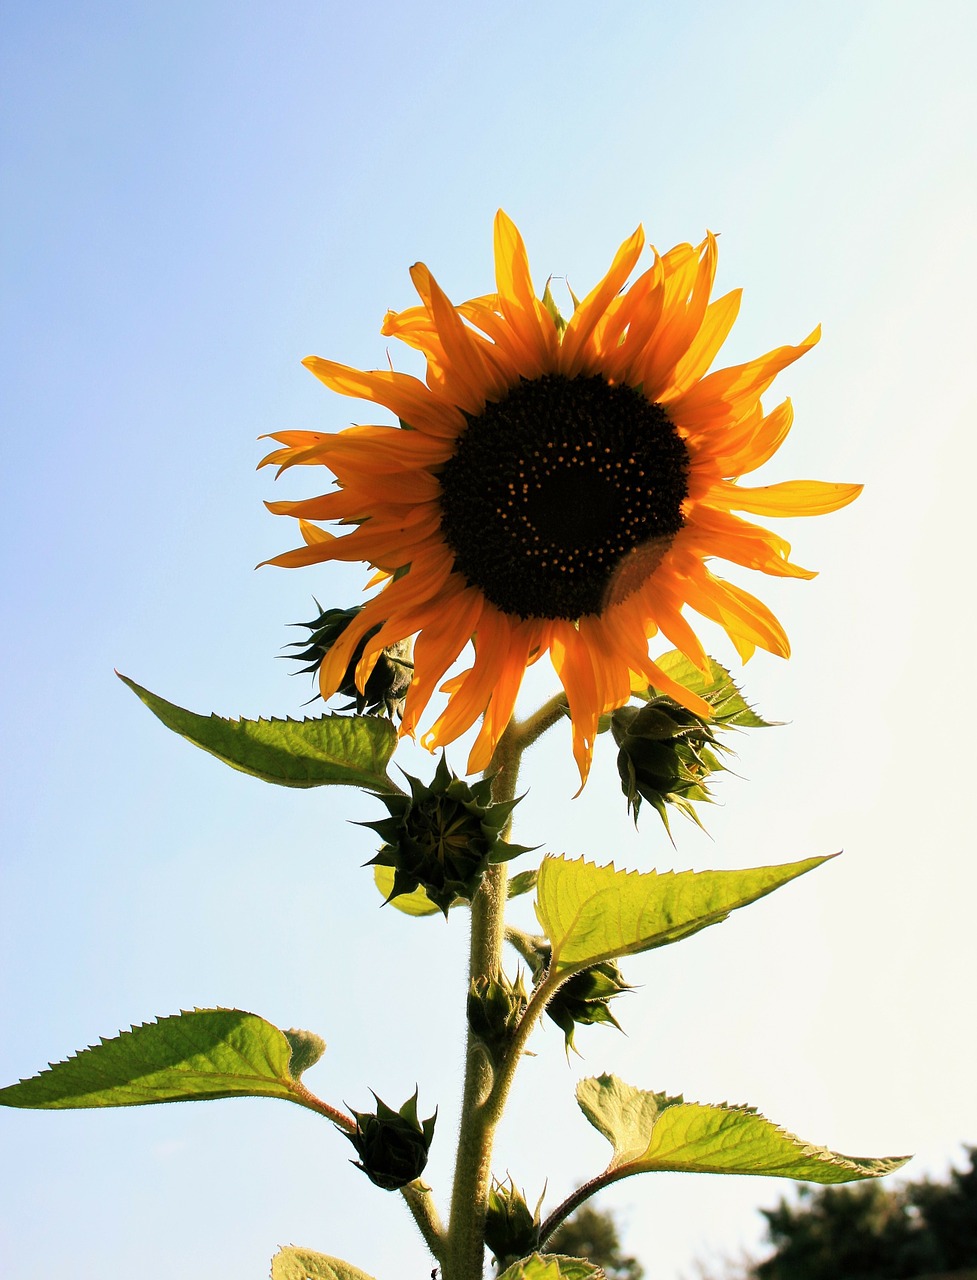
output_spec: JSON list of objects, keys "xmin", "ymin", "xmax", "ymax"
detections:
[
  {"xmin": 0, "ymin": 1009, "xmax": 324, "ymax": 1111},
  {"xmin": 649, "ymin": 650, "xmax": 774, "ymax": 728},
  {"xmin": 118, "ymin": 673, "xmax": 399, "ymax": 791},
  {"xmin": 576, "ymin": 1075, "xmax": 909, "ymax": 1183},
  {"xmin": 373, "ymin": 864, "xmax": 445, "ymax": 916},
  {"xmin": 271, "ymin": 1247, "xmax": 378, "ymax": 1280},
  {"xmin": 536, "ymin": 853, "xmax": 831, "ymax": 971},
  {"xmin": 497, "ymin": 1255, "xmax": 604, "ymax": 1280}
]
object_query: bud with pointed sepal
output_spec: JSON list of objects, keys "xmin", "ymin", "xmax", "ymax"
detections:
[
  {"xmin": 468, "ymin": 969, "xmax": 529, "ymax": 1065},
  {"xmin": 611, "ymin": 697, "xmax": 731, "ymax": 833},
  {"xmin": 485, "ymin": 1175, "xmax": 545, "ymax": 1268},
  {"xmin": 343, "ymin": 1089, "xmax": 436, "ymax": 1191},
  {"xmin": 362, "ymin": 754, "xmax": 535, "ymax": 916},
  {"xmin": 286, "ymin": 601, "xmax": 413, "ymax": 717},
  {"xmin": 532, "ymin": 945, "xmax": 633, "ymax": 1055}
]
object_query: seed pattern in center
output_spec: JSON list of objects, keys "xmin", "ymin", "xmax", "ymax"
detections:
[{"xmin": 437, "ymin": 373, "xmax": 690, "ymax": 620}]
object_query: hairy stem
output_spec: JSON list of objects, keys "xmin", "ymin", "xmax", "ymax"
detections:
[
  {"xmin": 442, "ymin": 721, "xmax": 520, "ymax": 1280},
  {"xmin": 442, "ymin": 695, "xmax": 568, "ymax": 1280},
  {"xmin": 401, "ymin": 1181, "xmax": 447, "ymax": 1262}
]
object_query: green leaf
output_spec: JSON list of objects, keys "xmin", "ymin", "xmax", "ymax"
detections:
[
  {"xmin": 536, "ymin": 853, "xmax": 832, "ymax": 972},
  {"xmin": 576, "ymin": 1075, "xmax": 910, "ymax": 1184},
  {"xmin": 271, "ymin": 1247, "xmax": 378, "ymax": 1280},
  {"xmin": 0, "ymin": 1009, "xmax": 324, "ymax": 1110},
  {"xmin": 508, "ymin": 868, "xmax": 539, "ymax": 899},
  {"xmin": 373, "ymin": 864, "xmax": 447, "ymax": 916},
  {"xmin": 118, "ymin": 673, "xmax": 399, "ymax": 791},
  {"xmin": 497, "ymin": 1255, "xmax": 604, "ymax": 1280},
  {"xmin": 649, "ymin": 650, "xmax": 774, "ymax": 728}
]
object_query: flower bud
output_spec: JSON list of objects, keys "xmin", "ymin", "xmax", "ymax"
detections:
[
  {"xmin": 344, "ymin": 1089, "xmax": 436, "ymax": 1191},
  {"xmin": 544, "ymin": 956, "xmax": 633, "ymax": 1055},
  {"xmin": 468, "ymin": 969, "xmax": 529, "ymax": 1064},
  {"xmin": 484, "ymin": 1175, "xmax": 544, "ymax": 1268},
  {"xmin": 611, "ymin": 696, "xmax": 731, "ymax": 833},
  {"xmin": 282, "ymin": 1028, "xmax": 325, "ymax": 1081},
  {"xmin": 363, "ymin": 754, "xmax": 534, "ymax": 916},
  {"xmin": 287, "ymin": 602, "xmax": 412, "ymax": 717}
]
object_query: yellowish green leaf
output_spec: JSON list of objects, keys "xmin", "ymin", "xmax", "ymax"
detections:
[
  {"xmin": 649, "ymin": 650, "xmax": 773, "ymax": 727},
  {"xmin": 271, "ymin": 1247, "xmax": 378, "ymax": 1280},
  {"xmin": 535, "ymin": 854, "xmax": 831, "ymax": 972},
  {"xmin": 497, "ymin": 1255, "xmax": 604, "ymax": 1280},
  {"xmin": 576, "ymin": 1075, "xmax": 910, "ymax": 1183},
  {"xmin": 373, "ymin": 864, "xmax": 445, "ymax": 916}
]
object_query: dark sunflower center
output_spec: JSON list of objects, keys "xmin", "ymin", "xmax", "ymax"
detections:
[{"xmin": 437, "ymin": 373, "xmax": 690, "ymax": 620}]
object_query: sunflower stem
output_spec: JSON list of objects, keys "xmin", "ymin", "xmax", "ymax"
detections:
[
  {"xmin": 400, "ymin": 1181, "xmax": 446, "ymax": 1262},
  {"xmin": 442, "ymin": 718, "xmax": 522, "ymax": 1280},
  {"xmin": 510, "ymin": 691, "xmax": 567, "ymax": 759}
]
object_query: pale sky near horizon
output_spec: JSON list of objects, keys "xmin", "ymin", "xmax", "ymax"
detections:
[{"xmin": 2, "ymin": 3, "xmax": 976, "ymax": 1277}]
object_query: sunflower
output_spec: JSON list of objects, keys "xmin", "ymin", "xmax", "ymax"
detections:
[{"xmin": 261, "ymin": 212, "xmax": 859, "ymax": 786}]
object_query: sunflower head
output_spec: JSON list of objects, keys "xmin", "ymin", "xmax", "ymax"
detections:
[{"xmin": 262, "ymin": 212, "xmax": 861, "ymax": 787}]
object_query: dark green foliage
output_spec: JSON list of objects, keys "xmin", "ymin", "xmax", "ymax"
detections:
[
  {"xmin": 752, "ymin": 1148, "xmax": 977, "ymax": 1280},
  {"xmin": 546, "ymin": 1205, "xmax": 644, "ymax": 1280}
]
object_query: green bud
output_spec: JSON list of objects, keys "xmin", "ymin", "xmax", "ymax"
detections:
[
  {"xmin": 485, "ymin": 1176, "xmax": 545, "ymax": 1268},
  {"xmin": 611, "ymin": 696, "xmax": 733, "ymax": 833},
  {"xmin": 283, "ymin": 1028, "xmax": 326, "ymax": 1081},
  {"xmin": 468, "ymin": 969, "xmax": 529, "ymax": 1064},
  {"xmin": 287, "ymin": 602, "xmax": 413, "ymax": 717},
  {"xmin": 544, "ymin": 955, "xmax": 633, "ymax": 1055},
  {"xmin": 363, "ymin": 754, "xmax": 535, "ymax": 915},
  {"xmin": 343, "ymin": 1089, "xmax": 436, "ymax": 1191}
]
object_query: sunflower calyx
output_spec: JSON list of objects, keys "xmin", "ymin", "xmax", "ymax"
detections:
[
  {"xmin": 363, "ymin": 754, "xmax": 534, "ymax": 916},
  {"xmin": 611, "ymin": 697, "xmax": 733, "ymax": 833},
  {"xmin": 540, "ymin": 951, "xmax": 633, "ymax": 1055},
  {"xmin": 484, "ymin": 1175, "xmax": 546, "ymax": 1268},
  {"xmin": 286, "ymin": 602, "xmax": 413, "ymax": 717},
  {"xmin": 467, "ymin": 969, "xmax": 529, "ymax": 1065},
  {"xmin": 343, "ymin": 1089, "xmax": 436, "ymax": 1191}
]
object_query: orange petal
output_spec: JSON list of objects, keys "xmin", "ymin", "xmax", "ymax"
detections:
[
  {"xmin": 705, "ymin": 479, "xmax": 863, "ymax": 517},
  {"xmin": 302, "ymin": 357, "xmax": 466, "ymax": 438},
  {"xmin": 559, "ymin": 226, "xmax": 645, "ymax": 377}
]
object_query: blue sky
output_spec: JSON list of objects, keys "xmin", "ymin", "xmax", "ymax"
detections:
[{"xmin": 2, "ymin": 2, "xmax": 976, "ymax": 1277}]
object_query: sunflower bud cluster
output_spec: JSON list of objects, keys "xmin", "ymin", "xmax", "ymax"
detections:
[
  {"xmin": 364, "ymin": 755, "xmax": 533, "ymax": 915},
  {"xmin": 484, "ymin": 1176, "xmax": 544, "ymax": 1268},
  {"xmin": 611, "ymin": 696, "xmax": 732, "ymax": 832},
  {"xmin": 287, "ymin": 602, "xmax": 412, "ymax": 717},
  {"xmin": 343, "ymin": 1089, "xmax": 436, "ymax": 1191},
  {"xmin": 467, "ymin": 969, "xmax": 529, "ymax": 1065}
]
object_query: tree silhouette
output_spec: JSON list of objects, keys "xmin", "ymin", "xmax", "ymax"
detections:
[
  {"xmin": 752, "ymin": 1147, "xmax": 977, "ymax": 1280},
  {"xmin": 545, "ymin": 1204, "xmax": 644, "ymax": 1279}
]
